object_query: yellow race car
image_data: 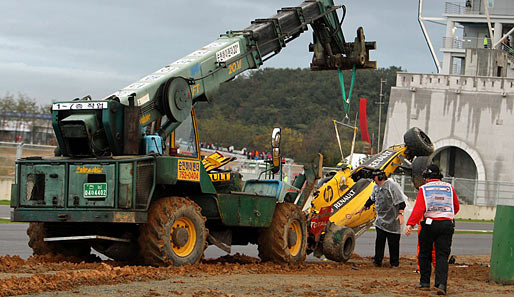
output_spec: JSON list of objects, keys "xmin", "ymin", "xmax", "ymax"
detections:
[{"xmin": 306, "ymin": 127, "xmax": 433, "ymax": 262}]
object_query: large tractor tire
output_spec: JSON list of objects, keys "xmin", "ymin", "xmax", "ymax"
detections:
[
  {"xmin": 139, "ymin": 197, "xmax": 207, "ymax": 266},
  {"xmin": 411, "ymin": 156, "xmax": 431, "ymax": 189},
  {"xmin": 257, "ymin": 202, "xmax": 307, "ymax": 264},
  {"xmin": 404, "ymin": 127, "xmax": 434, "ymax": 157},
  {"xmin": 322, "ymin": 223, "xmax": 356, "ymax": 263},
  {"xmin": 27, "ymin": 222, "xmax": 91, "ymax": 257}
]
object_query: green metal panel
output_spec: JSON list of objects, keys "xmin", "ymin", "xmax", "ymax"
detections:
[
  {"xmin": 155, "ymin": 156, "xmax": 178, "ymax": 185},
  {"xmin": 199, "ymin": 164, "xmax": 216, "ymax": 194},
  {"xmin": 19, "ymin": 164, "xmax": 65, "ymax": 207},
  {"xmin": 217, "ymin": 193, "xmax": 276, "ymax": 227},
  {"xmin": 490, "ymin": 205, "xmax": 514, "ymax": 284},
  {"xmin": 192, "ymin": 195, "xmax": 221, "ymax": 220},
  {"xmin": 12, "ymin": 209, "xmax": 147, "ymax": 223},
  {"xmin": 60, "ymin": 114, "xmax": 96, "ymax": 138},
  {"xmin": 155, "ymin": 156, "xmax": 215, "ymax": 194},
  {"xmin": 118, "ymin": 163, "xmax": 133, "ymax": 209},
  {"xmin": 10, "ymin": 183, "xmax": 18, "ymax": 208},
  {"xmin": 101, "ymin": 101, "xmax": 125, "ymax": 155},
  {"xmin": 68, "ymin": 164, "xmax": 115, "ymax": 208}
]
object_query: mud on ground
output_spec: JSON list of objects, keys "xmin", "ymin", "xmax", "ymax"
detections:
[{"xmin": 0, "ymin": 254, "xmax": 512, "ymax": 297}]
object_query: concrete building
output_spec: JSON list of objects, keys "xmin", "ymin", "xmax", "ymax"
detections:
[{"xmin": 383, "ymin": 0, "xmax": 514, "ymax": 206}]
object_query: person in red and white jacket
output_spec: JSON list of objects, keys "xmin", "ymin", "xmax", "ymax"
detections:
[{"xmin": 405, "ymin": 164, "xmax": 459, "ymax": 296}]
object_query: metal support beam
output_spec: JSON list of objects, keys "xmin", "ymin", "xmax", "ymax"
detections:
[
  {"xmin": 418, "ymin": 0, "xmax": 442, "ymax": 73},
  {"xmin": 482, "ymin": 0, "xmax": 494, "ymax": 44}
]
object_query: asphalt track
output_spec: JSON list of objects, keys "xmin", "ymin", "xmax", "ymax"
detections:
[{"xmin": 0, "ymin": 205, "xmax": 493, "ymax": 261}]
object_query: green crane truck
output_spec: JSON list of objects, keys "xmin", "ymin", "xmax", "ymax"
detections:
[{"xmin": 10, "ymin": 0, "xmax": 376, "ymax": 266}]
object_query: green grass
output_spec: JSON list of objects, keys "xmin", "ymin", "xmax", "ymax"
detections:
[
  {"xmin": 454, "ymin": 230, "xmax": 492, "ymax": 235},
  {"xmin": 0, "ymin": 218, "xmax": 28, "ymax": 224},
  {"xmin": 0, "ymin": 200, "xmax": 10, "ymax": 206},
  {"xmin": 366, "ymin": 228, "xmax": 492, "ymax": 235},
  {"xmin": 455, "ymin": 218, "xmax": 494, "ymax": 223}
]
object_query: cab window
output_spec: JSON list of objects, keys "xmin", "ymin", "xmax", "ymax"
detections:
[{"xmin": 174, "ymin": 113, "xmax": 198, "ymax": 158}]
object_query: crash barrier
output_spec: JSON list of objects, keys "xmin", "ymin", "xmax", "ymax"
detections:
[
  {"xmin": 395, "ymin": 175, "xmax": 514, "ymax": 207},
  {"xmin": 490, "ymin": 205, "xmax": 514, "ymax": 284},
  {"xmin": 229, "ymin": 159, "xmax": 304, "ymax": 181}
]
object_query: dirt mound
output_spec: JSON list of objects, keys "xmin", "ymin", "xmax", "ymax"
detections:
[
  {"xmin": 0, "ymin": 254, "xmax": 510, "ymax": 297},
  {"xmin": 203, "ymin": 253, "xmax": 260, "ymax": 264}
]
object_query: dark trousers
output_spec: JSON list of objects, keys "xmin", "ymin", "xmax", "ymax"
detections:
[
  {"xmin": 418, "ymin": 220, "xmax": 454, "ymax": 287},
  {"xmin": 374, "ymin": 227, "xmax": 400, "ymax": 266}
]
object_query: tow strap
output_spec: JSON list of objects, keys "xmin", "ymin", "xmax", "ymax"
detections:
[{"xmin": 338, "ymin": 64, "xmax": 357, "ymax": 121}]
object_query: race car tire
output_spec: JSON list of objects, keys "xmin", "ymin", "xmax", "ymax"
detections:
[
  {"xmin": 322, "ymin": 223, "xmax": 356, "ymax": 263},
  {"xmin": 258, "ymin": 202, "xmax": 307, "ymax": 264},
  {"xmin": 404, "ymin": 127, "xmax": 434, "ymax": 157},
  {"xmin": 412, "ymin": 156, "xmax": 431, "ymax": 189}
]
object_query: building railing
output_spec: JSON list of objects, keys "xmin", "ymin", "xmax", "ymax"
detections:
[
  {"xmin": 445, "ymin": 2, "xmax": 481, "ymax": 15},
  {"xmin": 501, "ymin": 43, "xmax": 514, "ymax": 61},
  {"xmin": 396, "ymin": 72, "xmax": 514, "ymax": 93},
  {"xmin": 442, "ymin": 37, "xmax": 492, "ymax": 50}
]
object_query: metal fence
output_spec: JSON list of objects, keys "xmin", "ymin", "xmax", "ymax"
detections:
[
  {"xmin": 392, "ymin": 175, "xmax": 514, "ymax": 207},
  {"xmin": 0, "ymin": 142, "xmax": 55, "ymax": 178}
]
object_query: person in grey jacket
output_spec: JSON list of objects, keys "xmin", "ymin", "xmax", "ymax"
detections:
[{"xmin": 357, "ymin": 169, "xmax": 407, "ymax": 267}]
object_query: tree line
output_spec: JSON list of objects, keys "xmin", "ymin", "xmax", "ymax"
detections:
[
  {"xmin": 195, "ymin": 66, "xmax": 401, "ymax": 166},
  {"xmin": 0, "ymin": 66, "xmax": 402, "ymax": 166}
]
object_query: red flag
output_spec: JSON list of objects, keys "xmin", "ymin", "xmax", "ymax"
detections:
[{"xmin": 359, "ymin": 98, "xmax": 371, "ymax": 144}]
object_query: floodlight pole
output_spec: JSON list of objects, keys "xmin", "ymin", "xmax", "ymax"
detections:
[{"xmin": 377, "ymin": 78, "xmax": 387, "ymax": 153}]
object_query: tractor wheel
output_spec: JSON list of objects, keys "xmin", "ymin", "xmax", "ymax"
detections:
[
  {"xmin": 412, "ymin": 156, "xmax": 431, "ymax": 189},
  {"xmin": 322, "ymin": 223, "xmax": 356, "ymax": 263},
  {"xmin": 138, "ymin": 197, "xmax": 207, "ymax": 266},
  {"xmin": 257, "ymin": 202, "xmax": 307, "ymax": 264},
  {"xmin": 27, "ymin": 222, "xmax": 91, "ymax": 257},
  {"xmin": 404, "ymin": 127, "xmax": 434, "ymax": 157}
]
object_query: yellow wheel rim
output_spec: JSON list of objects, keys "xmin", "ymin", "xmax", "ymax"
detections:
[
  {"xmin": 288, "ymin": 220, "xmax": 302, "ymax": 257},
  {"xmin": 170, "ymin": 217, "xmax": 197, "ymax": 257}
]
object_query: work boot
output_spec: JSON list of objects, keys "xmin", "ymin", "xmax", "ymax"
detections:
[
  {"xmin": 416, "ymin": 283, "xmax": 430, "ymax": 291},
  {"xmin": 435, "ymin": 284, "xmax": 447, "ymax": 295}
]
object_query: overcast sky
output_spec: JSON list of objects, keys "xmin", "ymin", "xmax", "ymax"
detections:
[{"xmin": 0, "ymin": 0, "xmax": 449, "ymax": 104}]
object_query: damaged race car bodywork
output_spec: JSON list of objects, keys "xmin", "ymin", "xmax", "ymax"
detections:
[{"xmin": 307, "ymin": 127, "xmax": 434, "ymax": 262}]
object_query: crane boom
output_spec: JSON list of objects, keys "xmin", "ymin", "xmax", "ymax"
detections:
[{"xmin": 51, "ymin": 0, "xmax": 375, "ymax": 157}]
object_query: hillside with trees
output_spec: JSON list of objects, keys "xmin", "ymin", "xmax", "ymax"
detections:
[
  {"xmin": 0, "ymin": 67, "xmax": 402, "ymax": 166},
  {"xmin": 195, "ymin": 66, "xmax": 401, "ymax": 166}
]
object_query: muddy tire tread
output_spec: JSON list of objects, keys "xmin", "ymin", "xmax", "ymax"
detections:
[
  {"xmin": 138, "ymin": 197, "xmax": 207, "ymax": 266},
  {"xmin": 27, "ymin": 222, "xmax": 91, "ymax": 257},
  {"xmin": 404, "ymin": 127, "xmax": 434, "ymax": 157},
  {"xmin": 257, "ymin": 202, "xmax": 307, "ymax": 264},
  {"xmin": 322, "ymin": 223, "xmax": 356, "ymax": 263}
]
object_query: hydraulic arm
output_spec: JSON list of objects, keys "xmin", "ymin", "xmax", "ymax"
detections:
[{"xmin": 51, "ymin": 0, "xmax": 375, "ymax": 158}]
